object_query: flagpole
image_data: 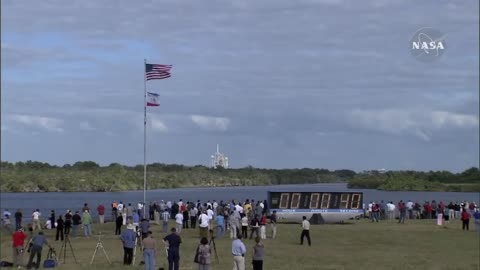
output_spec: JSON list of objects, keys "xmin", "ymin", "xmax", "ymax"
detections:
[{"xmin": 143, "ymin": 59, "xmax": 147, "ymax": 218}]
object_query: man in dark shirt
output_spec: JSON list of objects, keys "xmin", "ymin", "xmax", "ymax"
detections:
[
  {"xmin": 163, "ymin": 228, "xmax": 182, "ymax": 270},
  {"xmin": 27, "ymin": 231, "xmax": 52, "ymax": 269},
  {"xmin": 72, "ymin": 211, "xmax": 82, "ymax": 237},
  {"xmin": 56, "ymin": 215, "xmax": 64, "ymax": 241},
  {"xmin": 64, "ymin": 210, "xmax": 72, "ymax": 235},
  {"xmin": 14, "ymin": 209, "xmax": 22, "ymax": 231},
  {"xmin": 140, "ymin": 218, "xmax": 150, "ymax": 239}
]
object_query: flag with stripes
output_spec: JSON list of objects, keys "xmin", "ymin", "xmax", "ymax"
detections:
[
  {"xmin": 145, "ymin": 63, "xmax": 172, "ymax": 80},
  {"xmin": 146, "ymin": 92, "xmax": 160, "ymax": 106}
]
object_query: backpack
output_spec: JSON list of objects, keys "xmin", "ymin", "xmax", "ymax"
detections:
[
  {"xmin": 43, "ymin": 248, "xmax": 57, "ymax": 268},
  {"xmin": 0, "ymin": 261, "xmax": 14, "ymax": 267}
]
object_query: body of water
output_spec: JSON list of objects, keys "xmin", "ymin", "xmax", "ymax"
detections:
[{"xmin": 1, "ymin": 183, "xmax": 478, "ymax": 222}]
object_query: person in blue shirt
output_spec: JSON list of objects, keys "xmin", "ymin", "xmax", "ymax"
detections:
[
  {"xmin": 232, "ymin": 234, "xmax": 246, "ymax": 270},
  {"xmin": 473, "ymin": 209, "xmax": 480, "ymax": 233},
  {"xmin": 26, "ymin": 231, "xmax": 52, "ymax": 269},
  {"xmin": 120, "ymin": 224, "xmax": 137, "ymax": 265},
  {"xmin": 216, "ymin": 214, "xmax": 225, "ymax": 238}
]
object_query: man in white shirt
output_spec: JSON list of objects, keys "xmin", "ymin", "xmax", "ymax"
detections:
[
  {"xmin": 198, "ymin": 210, "xmax": 209, "ymax": 239},
  {"xmin": 117, "ymin": 202, "xmax": 124, "ymax": 213},
  {"xmin": 206, "ymin": 207, "xmax": 214, "ymax": 229},
  {"xmin": 235, "ymin": 204, "xmax": 243, "ymax": 214},
  {"xmin": 137, "ymin": 201, "xmax": 144, "ymax": 217},
  {"xmin": 175, "ymin": 212, "xmax": 183, "ymax": 234},
  {"xmin": 300, "ymin": 216, "xmax": 311, "ymax": 246},
  {"xmin": 386, "ymin": 202, "xmax": 396, "ymax": 220},
  {"xmin": 406, "ymin": 200, "xmax": 414, "ymax": 219},
  {"xmin": 32, "ymin": 210, "xmax": 41, "ymax": 231}
]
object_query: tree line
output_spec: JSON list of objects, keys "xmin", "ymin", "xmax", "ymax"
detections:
[{"xmin": 0, "ymin": 161, "xmax": 478, "ymax": 192}]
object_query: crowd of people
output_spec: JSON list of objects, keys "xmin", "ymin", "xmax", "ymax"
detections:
[
  {"xmin": 365, "ymin": 200, "xmax": 480, "ymax": 230},
  {"xmin": 2, "ymin": 197, "xmax": 479, "ymax": 270}
]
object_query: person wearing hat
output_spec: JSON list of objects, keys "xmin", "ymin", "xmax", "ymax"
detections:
[
  {"xmin": 120, "ymin": 224, "xmax": 137, "ymax": 265},
  {"xmin": 12, "ymin": 227, "xmax": 27, "ymax": 267}
]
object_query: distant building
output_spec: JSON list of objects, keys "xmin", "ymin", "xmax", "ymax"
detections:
[{"xmin": 210, "ymin": 144, "xmax": 229, "ymax": 169}]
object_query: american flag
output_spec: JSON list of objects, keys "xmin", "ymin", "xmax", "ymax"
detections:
[{"xmin": 145, "ymin": 63, "xmax": 172, "ymax": 80}]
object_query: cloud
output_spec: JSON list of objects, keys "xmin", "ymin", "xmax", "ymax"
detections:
[
  {"xmin": 348, "ymin": 109, "xmax": 478, "ymax": 141},
  {"xmin": 151, "ymin": 118, "xmax": 168, "ymax": 133},
  {"xmin": 191, "ymin": 115, "xmax": 230, "ymax": 131},
  {"xmin": 8, "ymin": 114, "xmax": 64, "ymax": 133},
  {"xmin": 79, "ymin": 121, "xmax": 96, "ymax": 131},
  {"xmin": 431, "ymin": 111, "xmax": 479, "ymax": 129}
]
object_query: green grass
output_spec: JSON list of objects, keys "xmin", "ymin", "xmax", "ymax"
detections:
[{"xmin": 1, "ymin": 219, "xmax": 479, "ymax": 270}]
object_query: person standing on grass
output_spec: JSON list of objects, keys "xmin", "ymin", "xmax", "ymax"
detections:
[
  {"xmin": 196, "ymin": 237, "xmax": 212, "ymax": 270},
  {"xmin": 162, "ymin": 210, "xmax": 170, "ymax": 234},
  {"xmin": 398, "ymin": 200, "xmax": 406, "ymax": 224},
  {"xmin": 140, "ymin": 218, "xmax": 150, "ymax": 240},
  {"xmin": 14, "ymin": 209, "xmax": 23, "ymax": 231},
  {"xmin": 97, "ymin": 203, "xmax": 105, "ymax": 224},
  {"xmin": 473, "ymin": 209, "xmax": 480, "ymax": 233},
  {"xmin": 31, "ymin": 209, "xmax": 41, "ymax": 231},
  {"xmin": 461, "ymin": 208, "xmax": 471, "ymax": 231},
  {"xmin": 190, "ymin": 205, "xmax": 198, "ymax": 229},
  {"xmin": 216, "ymin": 213, "xmax": 225, "ymax": 238},
  {"xmin": 259, "ymin": 213, "xmax": 267, "ymax": 239},
  {"xmin": 199, "ymin": 210, "xmax": 209, "ymax": 239},
  {"xmin": 142, "ymin": 231, "xmax": 157, "ymax": 270},
  {"xmin": 82, "ymin": 210, "xmax": 93, "ymax": 237},
  {"xmin": 12, "ymin": 227, "xmax": 27, "ymax": 268},
  {"xmin": 164, "ymin": 227, "xmax": 182, "ymax": 270},
  {"xmin": 55, "ymin": 215, "xmax": 64, "ymax": 241},
  {"xmin": 232, "ymin": 234, "xmax": 246, "ymax": 270},
  {"xmin": 121, "ymin": 224, "xmax": 137, "ymax": 265},
  {"xmin": 64, "ymin": 210, "xmax": 72, "ymax": 235},
  {"xmin": 72, "ymin": 211, "xmax": 82, "ymax": 237},
  {"xmin": 175, "ymin": 211, "xmax": 183, "ymax": 234},
  {"xmin": 252, "ymin": 236, "xmax": 264, "ymax": 270},
  {"xmin": 270, "ymin": 210, "xmax": 277, "ymax": 239},
  {"xmin": 300, "ymin": 216, "xmax": 311, "ymax": 246},
  {"xmin": 115, "ymin": 214, "xmax": 123, "ymax": 235}
]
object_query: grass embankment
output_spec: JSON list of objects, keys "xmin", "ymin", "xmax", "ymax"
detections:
[{"xmin": 1, "ymin": 219, "xmax": 479, "ymax": 270}]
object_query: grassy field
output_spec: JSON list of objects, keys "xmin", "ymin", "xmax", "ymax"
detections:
[{"xmin": 1, "ymin": 219, "xmax": 479, "ymax": 270}]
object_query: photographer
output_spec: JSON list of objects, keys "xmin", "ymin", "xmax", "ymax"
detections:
[{"xmin": 26, "ymin": 231, "xmax": 52, "ymax": 269}]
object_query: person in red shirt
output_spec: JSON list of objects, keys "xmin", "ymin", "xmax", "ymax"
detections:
[
  {"xmin": 97, "ymin": 204, "xmax": 105, "ymax": 224},
  {"xmin": 12, "ymin": 227, "xmax": 28, "ymax": 267},
  {"xmin": 461, "ymin": 208, "xmax": 471, "ymax": 231}
]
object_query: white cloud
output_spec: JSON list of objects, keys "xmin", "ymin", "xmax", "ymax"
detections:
[
  {"xmin": 349, "ymin": 109, "xmax": 478, "ymax": 141},
  {"xmin": 79, "ymin": 121, "xmax": 96, "ymax": 131},
  {"xmin": 8, "ymin": 114, "xmax": 64, "ymax": 133},
  {"xmin": 431, "ymin": 111, "xmax": 479, "ymax": 129},
  {"xmin": 191, "ymin": 115, "xmax": 230, "ymax": 131},
  {"xmin": 151, "ymin": 118, "xmax": 168, "ymax": 133}
]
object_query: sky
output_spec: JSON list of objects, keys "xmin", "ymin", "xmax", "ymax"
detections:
[{"xmin": 1, "ymin": 0, "xmax": 479, "ymax": 172}]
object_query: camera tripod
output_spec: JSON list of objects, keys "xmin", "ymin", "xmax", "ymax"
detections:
[
  {"xmin": 132, "ymin": 229, "xmax": 142, "ymax": 266},
  {"xmin": 90, "ymin": 232, "xmax": 111, "ymax": 265},
  {"xmin": 59, "ymin": 234, "xmax": 78, "ymax": 264},
  {"xmin": 209, "ymin": 229, "xmax": 219, "ymax": 263}
]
